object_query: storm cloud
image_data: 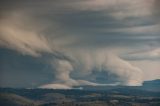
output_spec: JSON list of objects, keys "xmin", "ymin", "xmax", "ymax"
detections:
[{"xmin": 0, "ymin": 0, "xmax": 160, "ymax": 88}]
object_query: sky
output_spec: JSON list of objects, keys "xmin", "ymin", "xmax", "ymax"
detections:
[{"xmin": 0, "ymin": 0, "xmax": 160, "ymax": 89}]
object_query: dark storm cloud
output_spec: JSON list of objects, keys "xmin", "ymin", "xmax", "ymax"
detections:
[
  {"xmin": 154, "ymin": 0, "xmax": 160, "ymax": 17},
  {"xmin": 0, "ymin": 0, "xmax": 160, "ymax": 88}
]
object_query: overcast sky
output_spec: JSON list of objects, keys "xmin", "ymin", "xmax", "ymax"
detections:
[{"xmin": 0, "ymin": 0, "xmax": 160, "ymax": 89}]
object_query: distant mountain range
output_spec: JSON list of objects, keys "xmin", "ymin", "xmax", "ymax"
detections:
[
  {"xmin": 143, "ymin": 79, "xmax": 160, "ymax": 87},
  {"xmin": 142, "ymin": 79, "xmax": 160, "ymax": 91},
  {"xmin": 80, "ymin": 79, "xmax": 160, "ymax": 92}
]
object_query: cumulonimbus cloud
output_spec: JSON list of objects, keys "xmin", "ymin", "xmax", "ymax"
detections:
[
  {"xmin": 40, "ymin": 50, "xmax": 144, "ymax": 89},
  {"xmin": 0, "ymin": 0, "xmax": 159, "ymax": 89},
  {"xmin": 0, "ymin": 12, "xmax": 147, "ymax": 88}
]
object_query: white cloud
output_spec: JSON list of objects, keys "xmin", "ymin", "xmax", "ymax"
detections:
[
  {"xmin": 130, "ymin": 60, "xmax": 160, "ymax": 81},
  {"xmin": 0, "ymin": 12, "xmax": 52, "ymax": 57},
  {"xmin": 39, "ymin": 84, "xmax": 72, "ymax": 89},
  {"xmin": 103, "ymin": 53, "xmax": 143, "ymax": 86}
]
